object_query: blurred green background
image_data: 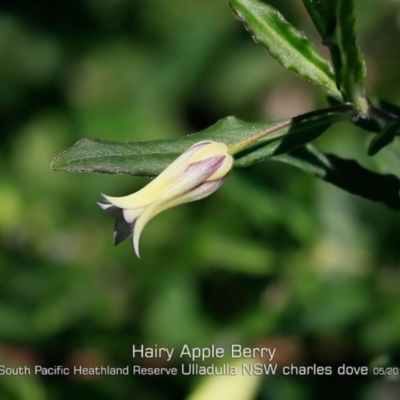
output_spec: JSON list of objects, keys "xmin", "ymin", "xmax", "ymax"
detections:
[{"xmin": 1, "ymin": 0, "xmax": 400, "ymax": 399}]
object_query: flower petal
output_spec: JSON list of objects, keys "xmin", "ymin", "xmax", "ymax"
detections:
[
  {"xmin": 156, "ymin": 156, "xmax": 225, "ymax": 202},
  {"xmin": 129, "ymin": 178, "xmax": 227, "ymax": 257},
  {"xmin": 99, "ymin": 141, "xmax": 233, "ymax": 257},
  {"xmin": 187, "ymin": 142, "xmax": 229, "ymax": 164},
  {"xmin": 102, "ymin": 141, "xmax": 215, "ymax": 210},
  {"xmin": 206, "ymin": 153, "xmax": 233, "ymax": 181}
]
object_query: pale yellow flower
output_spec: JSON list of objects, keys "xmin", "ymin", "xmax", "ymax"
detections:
[{"xmin": 98, "ymin": 141, "xmax": 233, "ymax": 257}]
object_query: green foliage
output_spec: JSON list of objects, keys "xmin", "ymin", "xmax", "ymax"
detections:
[
  {"xmin": 2, "ymin": 1, "xmax": 400, "ymax": 400},
  {"xmin": 51, "ymin": 0, "xmax": 400, "ymax": 213},
  {"xmin": 276, "ymin": 146, "xmax": 400, "ymax": 211},
  {"xmin": 368, "ymin": 120, "xmax": 400, "ymax": 156},
  {"xmin": 301, "ymin": 0, "xmax": 334, "ymax": 39},
  {"xmin": 51, "ymin": 112, "xmax": 349, "ymax": 176},
  {"xmin": 229, "ymin": 0, "xmax": 339, "ymax": 96},
  {"xmin": 302, "ymin": 0, "xmax": 368, "ymax": 113}
]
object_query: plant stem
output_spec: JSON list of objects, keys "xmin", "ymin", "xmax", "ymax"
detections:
[
  {"xmin": 228, "ymin": 103, "xmax": 357, "ymax": 155},
  {"xmin": 368, "ymin": 103, "xmax": 398, "ymax": 123}
]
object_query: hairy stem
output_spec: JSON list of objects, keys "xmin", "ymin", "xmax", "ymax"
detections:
[
  {"xmin": 368, "ymin": 103, "xmax": 398, "ymax": 123},
  {"xmin": 228, "ymin": 104, "xmax": 356, "ymax": 155}
]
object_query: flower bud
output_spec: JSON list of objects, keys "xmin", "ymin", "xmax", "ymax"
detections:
[{"xmin": 98, "ymin": 141, "xmax": 233, "ymax": 257}]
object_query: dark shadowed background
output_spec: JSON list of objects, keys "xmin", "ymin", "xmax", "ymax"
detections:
[{"xmin": 1, "ymin": 0, "xmax": 400, "ymax": 399}]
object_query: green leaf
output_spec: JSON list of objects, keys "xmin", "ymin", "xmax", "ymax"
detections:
[
  {"xmin": 328, "ymin": 96, "xmax": 400, "ymax": 137},
  {"xmin": 368, "ymin": 120, "xmax": 400, "ymax": 156},
  {"xmin": 275, "ymin": 145, "xmax": 400, "ymax": 211},
  {"xmin": 302, "ymin": 0, "xmax": 334, "ymax": 39},
  {"xmin": 229, "ymin": 0, "xmax": 340, "ymax": 96},
  {"xmin": 304, "ymin": 0, "xmax": 368, "ymax": 113},
  {"xmin": 233, "ymin": 112, "xmax": 351, "ymax": 167},
  {"xmin": 51, "ymin": 111, "xmax": 350, "ymax": 177},
  {"xmin": 371, "ymin": 139, "xmax": 400, "ymax": 176}
]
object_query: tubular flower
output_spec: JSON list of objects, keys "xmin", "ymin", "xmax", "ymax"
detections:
[{"xmin": 98, "ymin": 141, "xmax": 233, "ymax": 257}]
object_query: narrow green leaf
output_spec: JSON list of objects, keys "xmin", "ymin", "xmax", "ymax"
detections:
[
  {"xmin": 51, "ymin": 117, "xmax": 268, "ymax": 177},
  {"xmin": 229, "ymin": 0, "xmax": 340, "ymax": 96},
  {"xmin": 371, "ymin": 140, "xmax": 400, "ymax": 176},
  {"xmin": 51, "ymin": 112, "xmax": 350, "ymax": 177},
  {"xmin": 305, "ymin": 0, "xmax": 368, "ymax": 113},
  {"xmin": 368, "ymin": 120, "xmax": 400, "ymax": 156},
  {"xmin": 275, "ymin": 145, "xmax": 400, "ymax": 211},
  {"xmin": 302, "ymin": 0, "xmax": 334, "ymax": 39}
]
